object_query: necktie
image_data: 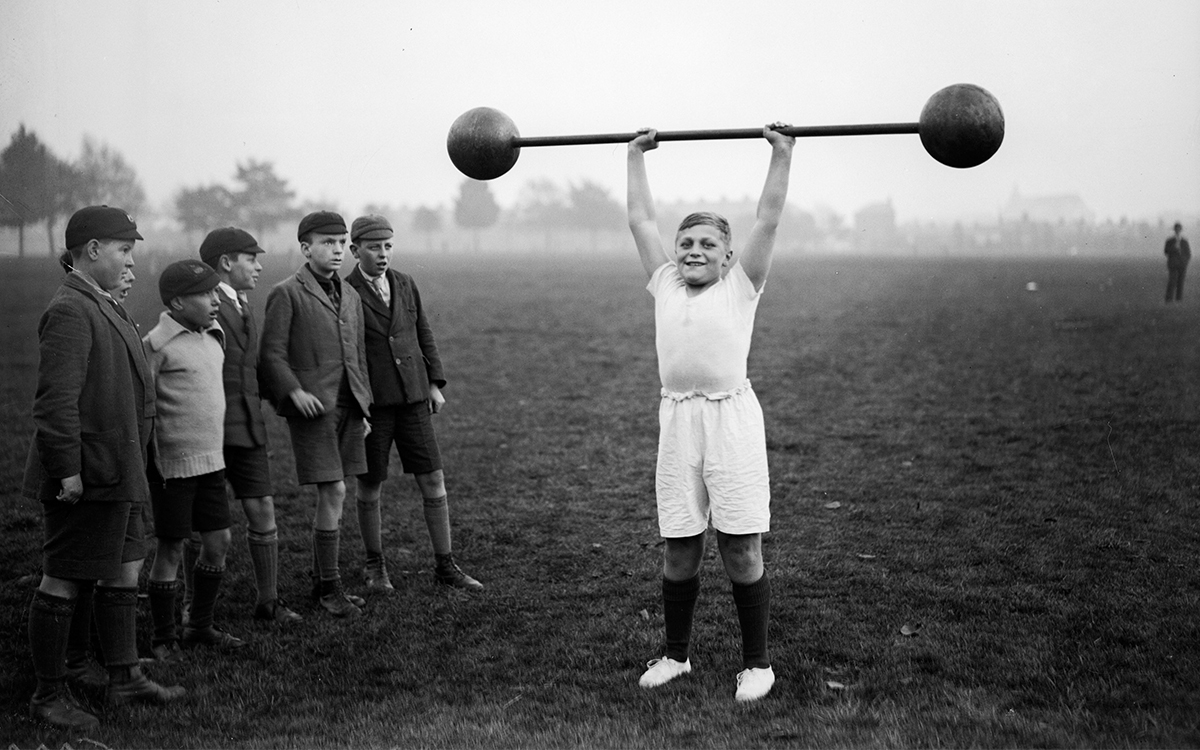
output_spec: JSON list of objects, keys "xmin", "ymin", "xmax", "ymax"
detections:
[
  {"xmin": 372, "ymin": 276, "xmax": 390, "ymax": 305},
  {"xmin": 237, "ymin": 292, "xmax": 251, "ymax": 329}
]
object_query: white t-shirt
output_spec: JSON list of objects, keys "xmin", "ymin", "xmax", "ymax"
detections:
[{"xmin": 647, "ymin": 262, "xmax": 762, "ymax": 394}]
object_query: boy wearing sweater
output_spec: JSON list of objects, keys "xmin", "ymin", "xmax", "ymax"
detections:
[{"xmin": 144, "ymin": 260, "xmax": 247, "ymax": 661}]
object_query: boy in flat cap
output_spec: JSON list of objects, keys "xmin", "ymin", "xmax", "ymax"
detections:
[
  {"xmin": 347, "ymin": 214, "xmax": 482, "ymax": 592},
  {"xmin": 144, "ymin": 259, "xmax": 248, "ymax": 661},
  {"xmin": 23, "ymin": 205, "xmax": 185, "ymax": 729},
  {"xmin": 259, "ymin": 211, "xmax": 373, "ymax": 618},
  {"xmin": 197, "ymin": 227, "xmax": 302, "ymax": 625}
]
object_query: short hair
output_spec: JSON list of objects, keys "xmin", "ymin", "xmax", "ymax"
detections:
[
  {"xmin": 677, "ymin": 211, "xmax": 732, "ymax": 247},
  {"xmin": 1175, "ymin": 222, "xmax": 1183, "ymax": 231}
]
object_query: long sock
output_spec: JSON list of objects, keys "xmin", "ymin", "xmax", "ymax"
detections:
[
  {"xmin": 189, "ymin": 563, "xmax": 224, "ymax": 631},
  {"xmin": 29, "ymin": 590, "xmax": 75, "ymax": 699},
  {"xmin": 182, "ymin": 535, "xmax": 201, "ymax": 610},
  {"xmin": 663, "ymin": 574, "xmax": 701, "ymax": 663},
  {"xmin": 246, "ymin": 528, "xmax": 279, "ymax": 605},
  {"xmin": 65, "ymin": 580, "xmax": 95, "ymax": 670},
  {"xmin": 423, "ymin": 495, "xmax": 452, "ymax": 556},
  {"xmin": 93, "ymin": 586, "xmax": 140, "ymax": 669},
  {"xmin": 148, "ymin": 580, "xmax": 179, "ymax": 645},
  {"xmin": 314, "ymin": 528, "xmax": 341, "ymax": 585},
  {"xmin": 732, "ymin": 574, "xmax": 771, "ymax": 670},
  {"xmin": 357, "ymin": 493, "xmax": 383, "ymax": 561}
]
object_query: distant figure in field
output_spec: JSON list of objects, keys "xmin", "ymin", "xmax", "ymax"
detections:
[
  {"xmin": 1164, "ymin": 222, "xmax": 1191, "ymax": 303},
  {"xmin": 627, "ymin": 123, "xmax": 794, "ymax": 703}
]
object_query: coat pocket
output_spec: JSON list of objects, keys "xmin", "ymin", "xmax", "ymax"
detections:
[{"xmin": 80, "ymin": 429, "xmax": 122, "ymax": 487}]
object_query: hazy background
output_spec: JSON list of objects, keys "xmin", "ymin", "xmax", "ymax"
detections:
[{"xmin": 2, "ymin": 0, "xmax": 1197, "ymax": 225}]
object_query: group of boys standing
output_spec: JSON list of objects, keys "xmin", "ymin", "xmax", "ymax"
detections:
[{"xmin": 23, "ymin": 205, "xmax": 481, "ymax": 730}]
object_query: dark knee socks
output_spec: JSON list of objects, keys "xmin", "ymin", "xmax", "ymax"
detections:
[
  {"xmin": 663, "ymin": 574, "xmax": 701, "ymax": 663},
  {"xmin": 65, "ymin": 580, "xmax": 96, "ymax": 669},
  {"xmin": 732, "ymin": 574, "xmax": 771, "ymax": 669},
  {"xmin": 148, "ymin": 579, "xmax": 179, "ymax": 645},
  {"xmin": 28, "ymin": 590, "xmax": 75, "ymax": 697},
  {"xmin": 93, "ymin": 586, "xmax": 140, "ymax": 670},
  {"xmin": 188, "ymin": 563, "xmax": 224, "ymax": 631},
  {"xmin": 247, "ymin": 528, "xmax": 279, "ymax": 605}
]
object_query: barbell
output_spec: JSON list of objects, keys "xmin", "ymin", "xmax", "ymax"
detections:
[{"xmin": 447, "ymin": 83, "xmax": 1004, "ymax": 181}]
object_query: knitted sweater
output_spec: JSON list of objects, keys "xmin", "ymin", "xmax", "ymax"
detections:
[{"xmin": 143, "ymin": 311, "xmax": 226, "ymax": 479}]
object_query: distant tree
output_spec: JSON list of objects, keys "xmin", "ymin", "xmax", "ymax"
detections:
[
  {"xmin": 72, "ymin": 137, "xmax": 147, "ymax": 216},
  {"xmin": 232, "ymin": 159, "xmax": 295, "ymax": 240},
  {"xmin": 0, "ymin": 124, "xmax": 58, "ymax": 257},
  {"xmin": 453, "ymin": 179, "xmax": 500, "ymax": 253},
  {"xmin": 568, "ymin": 179, "xmax": 623, "ymax": 252},
  {"xmin": 517, "ymin": 178, "xmax": 570, "ymax": 253},
  {"xmin": 412, "ymin": 205, "xmax": 442, "ymax": 252},
  {"xmin": 175, "ymin": 184, "xmax": 236, "ymax": 240}
]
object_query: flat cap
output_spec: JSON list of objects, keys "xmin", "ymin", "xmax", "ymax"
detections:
[
  {"xmin": 159, "ymin": 259, "xmax": 220, "ymax": 304},
  {"xmin": 351, "ymin": 214, "xmax": 394, "ymax": 242},
  {"xmin": 65, "ymin": 205, "xmax": 143, "ymax": 249},
  {"xmin": 200, "ymin": 227, "xmax": 264, "ymax": 265},
  {"xmin": 298, "ymin": 211, "xmax": 347, "ymax": 240}
]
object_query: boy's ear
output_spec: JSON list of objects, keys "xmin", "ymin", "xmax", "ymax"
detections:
[
  {"xmin": 86, "ymin": 239, "xmax": 101, "ymax": 260},
  {"xmin": 168, "ymin": 296, "xmax": 184, "ymax": 311},
  {"xmin": 218, "ymin": 254, "xmax": 233, "ymax": 272}
]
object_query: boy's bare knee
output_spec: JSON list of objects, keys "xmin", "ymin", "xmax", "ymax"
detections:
[{"xmin": 414, "ymin": 470, "xmax": 445, "ymax": 497}]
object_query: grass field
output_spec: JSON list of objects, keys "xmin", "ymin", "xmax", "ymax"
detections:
[{"xmin": 1, "ymin": 251, "xmax": 1198, "ymax": 748}]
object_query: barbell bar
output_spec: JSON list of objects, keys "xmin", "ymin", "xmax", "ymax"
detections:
[{"xmin": 447, "ymin": 83, "xmax": 1004, "ymax": 181}]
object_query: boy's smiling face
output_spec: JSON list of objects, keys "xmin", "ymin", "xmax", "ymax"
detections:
[
  {"xmin": 302, "ymin": 232, "xmax": 347, "ymax": 277},
  {"xmin": 673, "ymin": 224, "xmax": 731, "ymax": 289}
]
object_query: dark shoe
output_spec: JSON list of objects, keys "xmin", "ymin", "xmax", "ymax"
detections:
[
  {"xmin": 182, "ymin": 625, "xmax": 247, "ymax": 651},
  {"xmin": 312, "ymin": 579, "xmax": 365, "ymax": 608},
  {"xmin": 318, "ymin": 591, "xmax": 362, "ymax": 618},
  {"xmin": 65, "ymin": 657, "xmax": 110, "ymax": 688},
  {"xmin": 108, "ymin": 670, "xmax": 186, "ymax": 705},
  {"xmin": 30, "ymin": 687, "xmax": 99, "ymax": 730},
  {"xmin": 143, "ymin": 640, "xmax": 185, "ymax": 664},
  {"xmin": 254, "ymin": 599, "xmax": 303, "ymax": 624},
  {"xmin": 362, "ymin": 560, "xmax": 395, "ymax": 593},
  {"xmin": 435, "ymin": 554, "xmax": 484, "ymax": 590}
]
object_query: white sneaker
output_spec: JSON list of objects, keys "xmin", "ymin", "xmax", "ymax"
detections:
[
  {"xmin": 638, "ymin": 656, "xmax": 692, "ymax": 688},
  {"xmin": 735, "ymin": 666, "xmax": 775, "ymax": 702}
]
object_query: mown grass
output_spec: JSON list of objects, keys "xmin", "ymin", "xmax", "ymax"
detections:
[{"xmin": 1, "ymin": 252, "xmax": 1198, "ymax": 748}]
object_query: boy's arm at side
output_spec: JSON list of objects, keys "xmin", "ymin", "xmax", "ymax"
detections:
[
  {"xmin": 740, "ymin": 125, "xmax": 795, "ymax": 291},
  {"xmin": 257, "ymin": 286, "xmax": 307, "ymax": 411},
  {"xmin": 628, "ymin": 132, "xmax": 668, "ymax": 279}
]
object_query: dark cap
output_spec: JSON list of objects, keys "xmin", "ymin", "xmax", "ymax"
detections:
[
  {"xmin": 159, "ymin": 259, "xmax": 221, "ymax": 304},
  {"xmin": 200, "ymin": 227, "xmax": 264, "ymax": 266},
  {"xmin": 297, "ymin": 211, "xmax": 347, "ymax": 241},
  {"xmin": 351, "ymin": 214, "xmax": 394, "ymax": 243},
  {"xmin": 65, "ymin": 205, "xmax": 143, "ymax": 249}
]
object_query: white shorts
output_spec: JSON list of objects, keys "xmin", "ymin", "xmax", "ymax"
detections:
[{"xmin": 655, "ymin": 381, "xmax": 770, "ymax": 537}]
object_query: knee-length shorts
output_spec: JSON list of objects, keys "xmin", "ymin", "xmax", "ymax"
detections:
[{"xmin": 655, "ymin": 381, "xmax": 770, "ymax": 538}]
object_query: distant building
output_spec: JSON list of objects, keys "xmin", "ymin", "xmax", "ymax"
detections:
[{"xmin": 1000, "ymin": 188, "xmax": 1094, "ymax": 224}]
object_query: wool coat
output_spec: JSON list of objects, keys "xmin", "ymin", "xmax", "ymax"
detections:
[
  {"xmin": 216, "ymin": 291, "xmax": 268, "ymax": 447},
  {"xmin": 22, "ymin": 273, "xmax": 155, "ymax": 504},
  {"xmin": 345, "ymin": 265, "xmax": 446, "ymax": 407},
  {"xmin": 258, "ymin": 264, "xmax": 372, "ymax": 419}
]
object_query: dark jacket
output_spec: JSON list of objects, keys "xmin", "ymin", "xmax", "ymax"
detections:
[
  {"xmin": 258, "ymin": 264, "xmax": 372, "ymax": 419},
  {"xmin": 1165, "ymin": 235, "xmax": 1191, "ymax": 268},
  {"xmin": 216, "ymin": 291, "xmax": 267, "ymax": 447},
  {"xmin": 345, "ymin": 265, "xmax": 446, "ymax": 407},
  {"xmin": 22, "ymin": 273, "xmax": 154, "ymax": 503}
]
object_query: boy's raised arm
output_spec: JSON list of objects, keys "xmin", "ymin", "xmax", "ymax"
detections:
[
  {"xmin": 628, "ymin": 130, "xmax": 668, "ymax": 279},
  {"xmin": 740, "ymin": 124, "xmax": 795, "ymax": 291}
]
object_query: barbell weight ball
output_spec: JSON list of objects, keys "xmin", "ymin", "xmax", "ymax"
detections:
[
  {"xmin": 918, "ymin": 83, "xmax": 1005, "ymax": 169},
  {"xmin": 447, "ymin": 107, "xmax": 522, "ymax": 181}
]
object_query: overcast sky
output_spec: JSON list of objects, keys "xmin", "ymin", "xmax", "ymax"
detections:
[{"xmin": 2, "ymin": 0, "xmax": 1197, "ymax": 224}]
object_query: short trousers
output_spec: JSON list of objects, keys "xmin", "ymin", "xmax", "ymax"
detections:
[
  {"xmin": 287, "ymin": 403, "xmax": 367, "ymax": 485},
  {"xmin": 361, "ymin": 402, "xmax": 443, "ymax": 483},
  {"xmin": 655, "ymin": 380, "xmax": 770, "ymax": 537},
  {"xmin": 150, "ymin": 469, "xmax": 231, "ymax": 539},
  {"xmin": 42, "ymin": 500, "xmax": 146, "ymax": 581},
  {"xmin": 223, "ymin": 444, "xmax": 273, "ymax": 499}
]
